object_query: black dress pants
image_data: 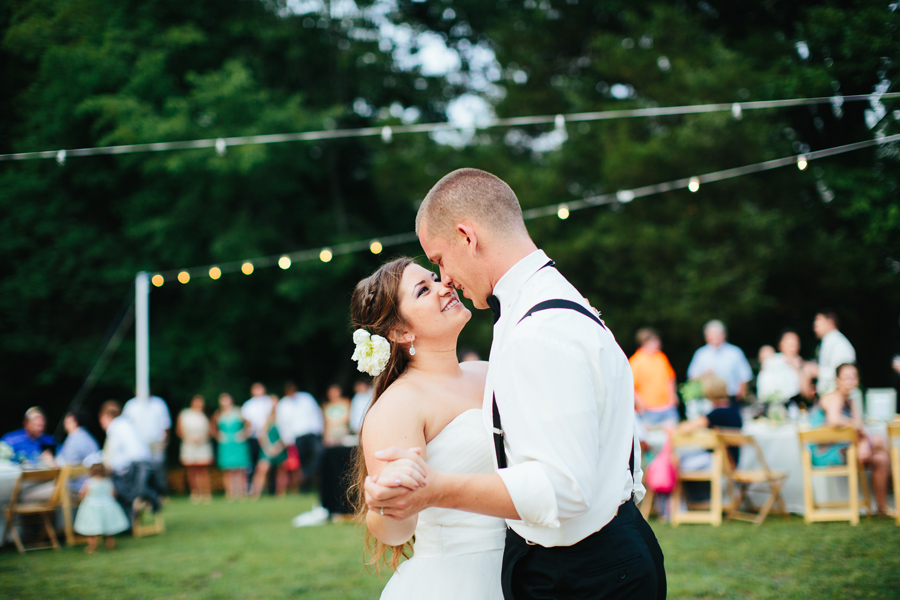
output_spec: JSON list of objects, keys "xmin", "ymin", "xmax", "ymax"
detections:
[{"xmin": 501, "ymin": 500, "xmax": 666, "ymax": 600}]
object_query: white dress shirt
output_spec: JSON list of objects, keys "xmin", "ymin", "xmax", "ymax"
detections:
[
  {"xmin": 485, "ymin": 249, "xmax": 644, "ymax": 548},
  {"xmin": 293, "ymin": 392, "xmax": 324, "ymax": 437},
  {"xmin": 277, "ymin": 392, "xmax": 324, "ymax": 441},
  {"xmin": 122, "ymin": 395, "xmax": 172, "ymax": 460},
  {"xmin": 104, "ymin": 416, "xmax": 152, "ymax": 474},
  {"xmin": 816, "ymin": 329, "xmax": 856, "ymax": 394},
  {"xmin": 241, "ymin": 395, "xmax": 274, "ymax": 439}
]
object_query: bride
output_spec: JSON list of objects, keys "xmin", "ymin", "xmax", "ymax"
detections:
[{"xmin": 349, "ymin": 257, "xmax": 505, "ymax": 599}]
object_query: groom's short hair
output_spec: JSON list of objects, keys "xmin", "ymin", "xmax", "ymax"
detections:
[{"xmin": 416, "ymin": 168, "xmax": 528, "ymax": 240}]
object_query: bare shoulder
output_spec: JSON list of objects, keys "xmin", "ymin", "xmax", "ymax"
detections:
[{"xmin": 362, "ymin": 379, "xmax": 427, "ymax": 438}]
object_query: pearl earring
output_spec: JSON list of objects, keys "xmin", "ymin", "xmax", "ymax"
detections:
[{"xmin": 409, "ymin": 342, "xmax": 416, "ymax": 356}]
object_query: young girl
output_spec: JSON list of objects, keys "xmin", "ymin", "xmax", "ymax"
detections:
[{"xmin": 74, "ymin": 463, "xmax": 130, "ymax": 553}]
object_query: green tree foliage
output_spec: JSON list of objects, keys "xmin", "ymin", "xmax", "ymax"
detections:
[{"xmin": 1, "ymin": 0, "xmax": 898, "ymax": 437}]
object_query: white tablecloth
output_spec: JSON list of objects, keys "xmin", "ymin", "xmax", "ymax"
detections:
[{"xmin": 0, "ymin": 462, "xmax": 23, "ymax": 543}]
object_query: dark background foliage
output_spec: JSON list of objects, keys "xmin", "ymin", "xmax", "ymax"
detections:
[{"xmin": 1, "ymin": 0, "xmax": 898, "ymax": 445}]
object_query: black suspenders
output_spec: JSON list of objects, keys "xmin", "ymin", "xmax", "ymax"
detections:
[{"xmin": 491, "ymin": 300, "xmax": 636, "ymax": 490}]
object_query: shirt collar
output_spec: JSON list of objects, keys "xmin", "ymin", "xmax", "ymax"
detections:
[{"xmin": 491, "ymin": 249, "xmax": 551, "ymax": 314}]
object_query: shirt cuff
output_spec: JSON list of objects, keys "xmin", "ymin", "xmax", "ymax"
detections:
[{"xmin": 497, "ymin": 462, "xmax": 560, "ymax": 529}]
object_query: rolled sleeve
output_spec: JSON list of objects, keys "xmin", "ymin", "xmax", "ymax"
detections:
[{"xmin": 498, "ymin": 462, "xmax": 560, "ymax": 528}]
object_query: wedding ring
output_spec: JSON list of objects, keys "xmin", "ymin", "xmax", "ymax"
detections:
[{"xmin": 380, "ymin": 507, "xmax": 385, "ymax": 515}]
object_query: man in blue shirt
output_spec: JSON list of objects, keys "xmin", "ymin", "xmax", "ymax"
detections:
[
  {"xmin": 687, "ymin": 320, "xmax": 753, "ymax": 400},
  {"xmin": 56, "ymin": 410, "xmax": 99, "ymax": 466},
  {"xmin": 1, "ymin": 407, "xmax": 57, "ymax": 465}
]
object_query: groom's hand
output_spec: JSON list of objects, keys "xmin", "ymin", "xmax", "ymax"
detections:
[{"xmin": 366, "ymin": 447, "xmax": 434, "ymax": 519}]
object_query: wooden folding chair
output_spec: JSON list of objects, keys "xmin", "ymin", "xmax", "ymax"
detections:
[
  {"xmin": 888, "ymin": 421, "xmax": 900, "ymax": 526},
  {"xmin": 798, "ymin": 425, "xmax": 871, "ymax": 525},
  {"xmin": 132, "ymin": 500, "xmax": 165, "ymax": 538},
  {"xmin": 58, "ymin": 465, "xmax": 90, "ymax": 546},
  {"xmin": 716, "ymin": 428, "xmax": 787, "ymax": 525},
  {"xmin": 2, "ymin": 468, "xmax": 63, "ymax": 553},
  {"xmin": 670, "ymin": 430, "xmax": 725, "ymax": 526}
]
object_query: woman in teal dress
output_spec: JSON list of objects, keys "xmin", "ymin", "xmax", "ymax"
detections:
[
  {"xmin": 808, "ymin": 363, "xmax": 891, "ymax": 514},
  {"xmin": 211, "ymin": 393, "xmax": 250, "ymax": 499}
]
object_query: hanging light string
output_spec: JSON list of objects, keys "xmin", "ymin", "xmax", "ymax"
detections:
[
  {"xmin": 150, "ymin": 132, "xmax": 900, "ymax": 286},
  {"xmin": 2, "ymin": 93, "xmax": 897, "ymax": 163}
]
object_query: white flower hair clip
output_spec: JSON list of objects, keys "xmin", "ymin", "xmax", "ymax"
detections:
[{"xmin": 351, "ymin": 329, "xmax": 391, "ymax": 377}]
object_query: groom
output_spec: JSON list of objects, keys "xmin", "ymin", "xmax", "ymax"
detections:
[{"xmin": 367, "ymin": 168, "xmax": 665, "ymax": 599}]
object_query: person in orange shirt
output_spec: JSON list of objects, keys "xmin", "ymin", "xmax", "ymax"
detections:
[{"xmin": 629, "ymin": 328, "xmax": 680, "ymax": 427}]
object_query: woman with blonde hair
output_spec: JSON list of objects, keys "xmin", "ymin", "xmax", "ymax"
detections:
[{"xmin": 349, "ymin": 257, "xmax": 505, "ymax": 599}]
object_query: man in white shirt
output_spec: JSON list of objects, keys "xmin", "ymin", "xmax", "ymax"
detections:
[
  {"xmin": 278, "ymin": 381, "xmax": 324, "ymax": 488},
  {"xmin": 99, "ymin": 400, "xmax": 161, "ymax": 518},
  {"xmin": 122, "ymin": 392, "xmax": 171, "ymax": 463},
  {"xmin": 366, "ymin": 168, "xmax": 664, "ymax": 599},
  {"xmin": 811, "ymin": 310, "xmax": 856, "ymax": 395}
]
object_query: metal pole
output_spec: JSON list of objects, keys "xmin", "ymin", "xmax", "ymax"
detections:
[{"xmin": 135, "ymin": 272, "xmax": 150, "ymax": 403}]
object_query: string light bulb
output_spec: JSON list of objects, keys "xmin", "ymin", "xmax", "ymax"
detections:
[
  {"xmin": 616, "ymin": 190, "xmax": 635, "ymax": 203},
  {"xmin": 151, "ymin": 274, "xmax": 164, "ymax": 287},
  {"xmin": 319, "ymin": 248, "xmax": 333, "ymax": 263},
  {"xmin": 278, "ymin": 256, "xmax": 291, "ymax": 269},
  {"xmin": 369, "ymin": 241, "xmax": 383, "ymax": 254},
  {"xmin": 242, "ymin": 262, "xmax": 254, "ymax": 275},
  {"xmin": 557, "ymin": 204, "xmax": 570, "ymax": 219},
  {"xmin": 177, "ymin": 271, "xmax": 190, "ymax": 284},
  {"xmin": 797, "ymin": 155, "xmax": 808, "ymax": 170},
  {"xmin": 209, "ymin": 266, "xmax": 221, "ymax": 280},
  {"xmin": 688, "ymin": 177, "xmax": 700, "ymax": 192}
]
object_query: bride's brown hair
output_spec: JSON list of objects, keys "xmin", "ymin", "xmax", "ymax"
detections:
[{"xmin": 347, "ymin": 257, "xmax": 415, "ymax": 571}]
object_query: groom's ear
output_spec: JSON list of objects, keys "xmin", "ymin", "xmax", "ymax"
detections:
[{"xmin": 456, "ymin": 223, "xmax": 478, "ymax": 254}]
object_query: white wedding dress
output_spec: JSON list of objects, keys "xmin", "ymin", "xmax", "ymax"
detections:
[{"xmin": 380, "ymin": 408, "xmax": 506, "ymax": 600}]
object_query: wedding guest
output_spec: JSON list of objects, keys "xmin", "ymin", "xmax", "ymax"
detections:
[
  {"xmin": 757, "ymin": 330, "xmax": 815, "ymax": 406},
  {"xmin": 56, "ymin": 411, "xmax": 100, "ymax": 467},
  {"xmin": 275, "ymin": 384, "xmax": 303, "ymax": 494},
  {"xmin": 673, "ymin": 375, "xmax": 743, "ymax": 468},
  {"xmin": 210, "ymin": 393, "xmax": 250, "ymax": 500},
  {"xmin": 74, "ymin": 462, "xmax": 130, "ymax": 553},
  {"xmin": 249, "ymin": 401, "xmax": 288, "ymax": 499},
  {"xmin": 176, "ymin": 395, "xmax": 213, "ymax": 504},
  {"xmin": 349, "ymin": 379, "xmax": 374, "ymax": 435},
  {"xmin": 322, "ymin": 384, "xmax": 351, "ymax": 447},
  {"xmin": 241, "ymin": 382, "xmax": 273, "ymax": 469},
  {"xmin": 289, "ymin": 385, "xmax": 324, "ymax": 490},
  {"xmin": 122, "ymin": 390, "xmax": 171, "ymax": 497},
  {"xmin": 809, "ymin": 310, "xmax": 856, "ymax": 396},
  {"xmin": 1, "ymin": 407, "xmax": 56, "ymax": 465},
  {"xmin": 99, "ymin": 401, "xmax": 162, "ymax": 519},
  {"xmin": 630, "ymin": 328, "xmax": 680, "ymax": 427},
  {"xmin": 809, "ymin": 363, "xmax": 891, "ymax": 515},
  {"xmin": 687, "ymin": 319, "xmax": 753, "ymax": 400}
]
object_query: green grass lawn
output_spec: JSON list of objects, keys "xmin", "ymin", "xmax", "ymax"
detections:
[{"xmin": 0, "ymin": 495, "xmax": 898, "ymax": 599}]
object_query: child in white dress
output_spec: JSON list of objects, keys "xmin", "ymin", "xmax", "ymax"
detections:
[{"xmin": 74, "ymin": 463, "xmax": 130, "ymax": 553}]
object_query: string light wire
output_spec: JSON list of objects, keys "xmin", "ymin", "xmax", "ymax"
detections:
[
  {"xmin": 1, "ymin": 93, "xmax": 897, "ymax": 162},
  {"xmin": 148, "ymin": 132, "xmax": 899, "ymax": 284}
]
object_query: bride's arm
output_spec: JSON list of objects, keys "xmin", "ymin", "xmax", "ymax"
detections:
[{"xmin": 361, "ymin": 389, "xmax": 428, "ymax": 547}]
